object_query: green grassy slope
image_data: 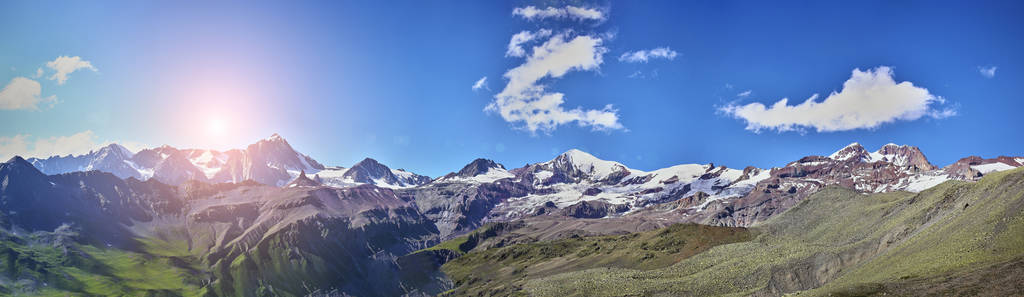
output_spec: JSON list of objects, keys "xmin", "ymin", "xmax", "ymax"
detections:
[
  {"xmin": 436, "ymin": 223, "xmax": 752, "ymax": 296},
  {"xmin": 0, "ymin": 233, "xmax": 206, "ymax": 296},
  {"xmin": 437, "ymin": 168, "xmax": 1024, "ymax": 296}
]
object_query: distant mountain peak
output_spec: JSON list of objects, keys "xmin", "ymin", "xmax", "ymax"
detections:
[
  {"xmin": 456, "ymin": 158, "xmax": 505, "ymax": 178},
  {"xmin": 1, "ymin": 155, "xmax": 45, "ymax": 179},
  {"xmin": 5, "ymin": 156, "xmax": 30, "ymax": 166},
  {"xmin": 560, "ymin": 148, "xmax": 594, "ymax": 159},
  {"xmin": 94, "ymin": 143, "xmax": 133, "ymax": 159},
  {"xmin": 546, "ymin": 148, "xmax": 632, "ymax": 183},
  {"xmin": 343, "ymin": 158, "xmax": 394, "ymax": 184},
  {"xmin": 265, "ymin": 133, "xmax": 285, "ymax": 142},
  {"xmin": 355, "ymin": 157, "xmax": 380, "ymax": 165},
  {"xmin": 829, "ymin": 143, "xmax": 869, "ymax": 161},
  {"xmin": 876, "ymin": 143, "xmax": 934, "ymax": 170}
]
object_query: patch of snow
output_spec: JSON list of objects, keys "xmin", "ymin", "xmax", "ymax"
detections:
[
  {"xmin": 798, "ymin": 161, "xmax": 831, "ymax": 166},
  {"xmin": 192, "ymin": 150, "xmax": 214, "ymax": 164},
  {"xmin": 867, "ymin": 151, "xmax": 885, "ymax": 163},
  {"xmin": 123, "ymin": 159, "xmax": 154, "ymax": 180},
  {"xmin": 445, "ymin": 168, "xmax": 515, "ymax": 184},
  {"xmin": 903, "ymin": 173, "xmax": 950, "ymax": 192},
  {"xmin": 533, "ymin": 170, "xmax": 554, "ymax": 182},
  {"xmin": 972, "ymin": 162, "xmax": 1017, "ymax": 174}
]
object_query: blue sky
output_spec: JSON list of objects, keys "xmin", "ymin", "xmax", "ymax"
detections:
[{"xmin": 1, "ymin": 0, "xmax": 1022, "ymax": 177}]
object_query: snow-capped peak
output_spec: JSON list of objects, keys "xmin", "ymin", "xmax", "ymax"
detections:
[
  {"xmin": 97, "ymin": 143, "xmax": 133, "ymax": 157},
  {"xmin": 265, "ymin": 133, "xmax": 285, "ymax": 142},
  {"xmin": 829, "ymin": 142, "xmax": 869, "ymax": 161},
  {"xmin": 552, "ymin": 149, "xmax": 631, "ymax": 181}
]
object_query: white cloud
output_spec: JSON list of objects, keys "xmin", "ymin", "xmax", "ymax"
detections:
[
  {"xmin": 0, "ymin": 131, "xmax": 148, "ymax": 161},
  {"xmin": 34, "ymin": 68, "xmax": 43, "ymax": 78},
  {"xmin": 506, "ymin": 29, "xmax": 553, "ymax": 57},
  {"xmin": 720, "ymin": 66, "xmax": 955, "ymax": 132},
  {"xmin": 737, "ymin": 90, "xmax": 752, "ymax": 97},
  {"xmin": 472, "ymin": 76, "xmax": 489, "ymax": 91},
  {"xmin": 512, "ymin": 6, "xmax": 605, "ymax": 22},
  {"xmin": 619, "ymin": 47, "xmax": 678, "ymax": 63},
  {"xmin": 0, "ymin": 77, "xmax": 57, "ymax": 110},
  {"xmin": 978, "ymin": 66, "xmax": 997, "ymax": 78},
  {"xmin": 0, "ymin": 131, "xmax": 97, "ymax": 160},
  {"xmin": 486, "ymin": 33, "xmax": 623, "ymax": 133},
  {"xmin": 46, "ymin": 56, "xmax": 97, "ymax": 85}
]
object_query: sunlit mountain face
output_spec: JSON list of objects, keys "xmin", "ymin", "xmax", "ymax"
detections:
[{"xmin": 1, "ymin": 1, "xmax": 1023, "ymax": 296}]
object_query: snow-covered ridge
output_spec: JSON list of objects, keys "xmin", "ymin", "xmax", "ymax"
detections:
[
  {"xmin": 555, "ymin": 149, "xmax": 633, "ymax": 181},
  {"xmin": 491, "ymin": 149, "xmax": 771, "ymax": 220},
  {"xmin": 25, "ymin": 134, "xmax": 428, "ymax": 188}
]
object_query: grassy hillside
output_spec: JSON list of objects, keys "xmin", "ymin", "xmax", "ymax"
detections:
[
  {"xmin": 0, "ymin": 230, "xmax": 206, "ymax": 296},
  {"xmin": 434, "ymin": 223, "xmax": 752, "ymax": 296},
  {"xmin": 437, "ymin": 167, "xmax": 1024, "ymax": 296}
]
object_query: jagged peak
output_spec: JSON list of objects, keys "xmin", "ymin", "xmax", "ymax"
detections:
[
  {"xmin": 554, "ymin": 149, "xmax": 613, "ymax": 167},
  {"xmin": 560, "ymin": 148, "xmax": 595, "ymax": 159},
  {"xmin": 456, "ymin": 158, "xmax": 505, "ymax": 178},
  {"xmin": 353, "ymin": 157, "xmax": 384, "ymax": 167},
  {"xmin": 5, "ymin": 155, "xmax": 29, "ymax": 164},
  {"xmin": 252, "ymin": 133, "xmax": 291, "ymax": 148},
  {"xmin": 1, "ymin": 156, "xmax": 44, "ymax": 177},
  {"xmin": 829, "ymin": 142, "xmax": 869, "ymax": 160},
  {"xmin": 265, "ymin": 133, "xmax": 285, "ymax": 142},
  {"xmin": 95, "ymin": 143, "xmax": 133, "ymax": 157},
  {"xmin": 99, "ymin": 142, "xmax": 128, "ymax": 151}
]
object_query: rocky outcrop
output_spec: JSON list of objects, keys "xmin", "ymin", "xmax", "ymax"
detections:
[
  {"xmin": 455, "ymin": 158, "xmax": 505, "ymax": 178},
  {"xmin": 877, "ymin": 143, "xmax": 936, "ymax": 170},
  {"xmin": 402, "ymin": 178, "xmax": 531, "ymax": 239},
  {"xmin": 285, "ymin": 170, "xmax": 321, "ymax": 187},
  {"xmin": 556, "ymin": 200, "xmax": 630, "ymax": 219}
]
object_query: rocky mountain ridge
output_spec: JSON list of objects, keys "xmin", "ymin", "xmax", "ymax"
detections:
[{"xmin": 21, "ymin": 136, "xmax": 1024, "ymax": 235}]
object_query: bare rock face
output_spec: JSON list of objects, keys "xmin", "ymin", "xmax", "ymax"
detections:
[
  {"xmin": 401, "ymin": 178, "xmax": 531, "ymax": 240},
  {"xmin": 877, "ymin": 143, "xmax": 936, "ymax": 170},
  {"xmin": 455, "ymin": 158, "xmax": 505, "ymax": 178},
  {"xmin": 556, "ymin": 200, "xmax": 630, "ymax": 219},
  {"xmin": 945, "ymin": 156, "xmax": 986, "ymax": 179}
]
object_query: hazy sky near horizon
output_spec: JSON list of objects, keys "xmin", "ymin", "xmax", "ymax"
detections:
[{"xmin": 1, "ymin": 0, "xmax": 1022, "ymax": 176}]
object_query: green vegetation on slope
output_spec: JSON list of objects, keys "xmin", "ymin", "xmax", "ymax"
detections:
[
  {"xmin": 415, "ymin": 222, "xmax": 521, "ymax": 257},
  {"xmin": 437, "ymin": 168, "xmax": 1024, "ymax": 296},
  {"xmin": 0, "ymin": 232, "xmax": 207, "ymax": 296},
  {"xmin": 437, "ymin": 223, "xmax": 752, "ymax": 296}
]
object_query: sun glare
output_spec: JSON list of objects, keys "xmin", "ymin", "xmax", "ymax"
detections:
[{"xmin": 207, "ymin": 117, "xmax": 227, "ymax": 137}]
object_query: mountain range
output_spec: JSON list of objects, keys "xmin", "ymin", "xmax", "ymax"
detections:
[
  {"xmin": 23, "ymin": 134, "xmax": 1023, "ymax": 235},
  {"xmin": 3, "ymin": 134, "xmax": 1022, "ymax": 296}
]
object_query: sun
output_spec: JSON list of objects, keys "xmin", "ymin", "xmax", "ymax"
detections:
[{"xmin": 207, "ymin": 117, "xmax": 227, "ymax": 137}]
